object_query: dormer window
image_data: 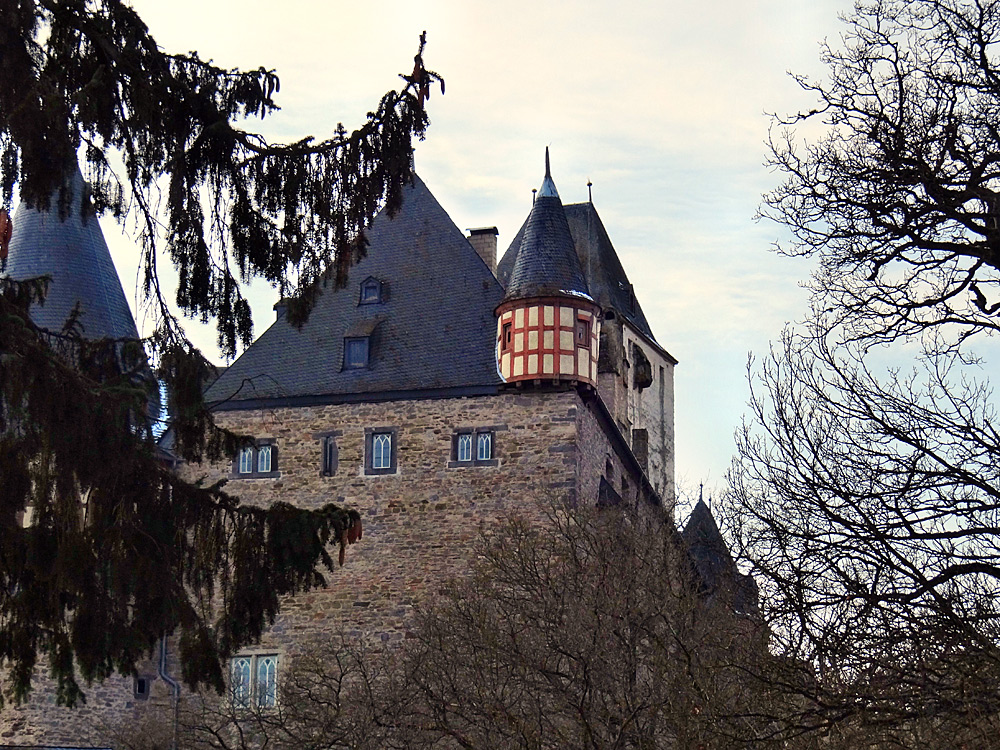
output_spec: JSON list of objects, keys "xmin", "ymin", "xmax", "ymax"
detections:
[
  {"xmin": 360, "ymin": 277, "xmax": 383, "ymax": 305},
  {"xmin": 344, "ymin": 337, "xmax": 369, "ymax": 369}
]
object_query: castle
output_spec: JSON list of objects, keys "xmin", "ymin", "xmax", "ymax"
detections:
[{"xmin": 0, "ymin": 152, "xmax": 747, "ymax": 747}]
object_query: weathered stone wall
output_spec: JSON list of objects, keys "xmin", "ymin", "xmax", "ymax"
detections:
[
  {"xmin": 597, "ymin": 319, "xmax": 676, "ymax": 506},
  {"xmin": 0, "ymin": 386, "xmax": 664, "ymax": 747}
]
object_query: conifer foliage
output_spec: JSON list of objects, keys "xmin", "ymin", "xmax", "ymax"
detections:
[{"xmin": 0, "ymin": 0, "xmax": 440, "ymax": 706}]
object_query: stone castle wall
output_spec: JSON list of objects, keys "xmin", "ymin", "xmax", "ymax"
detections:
[{"xmin": 1, "ymin": 387, "xmax": 656, "ymax": 747}]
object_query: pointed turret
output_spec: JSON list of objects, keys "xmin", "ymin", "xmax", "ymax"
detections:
[
  {"xmin": 496, "ymin": 151, "xmax": 600, "ymax": 387},
  {"xmin": 5, "ymin": 165, "xmax": 139, "ymax": 340},
  {"xmin": 503, "ymin": 148, "xmax": 589, "ymax": 303}
]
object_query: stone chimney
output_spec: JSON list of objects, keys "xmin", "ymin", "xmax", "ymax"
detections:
[{"xmin": 468, "ymin": 227, "xmax": 499, "ymax": 275}]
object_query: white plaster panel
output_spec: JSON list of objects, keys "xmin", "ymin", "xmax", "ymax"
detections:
[
  {"xmin": 559, "ymin": 306, "xmax": 573, "ymax": 327},
  {"xmin": 543, "ymin": 354, "xmax": 554, "ymax": 374},
  {"xmin": 544, "ymin": 306, "xmax": 554, "ymax": 325}
]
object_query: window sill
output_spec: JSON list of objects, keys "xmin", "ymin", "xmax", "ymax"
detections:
[
  {"xmin": 231, "ymin": 471, "xmax": 282, "ymax": 480},
  {"xmin": 447, "ymin": 459, "xmax": 499, "ymax": 469}
]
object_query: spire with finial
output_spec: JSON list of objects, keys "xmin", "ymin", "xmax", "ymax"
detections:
[{"xmin": 538, "ymin": 146, "xmax": 558, "ymax": 198}]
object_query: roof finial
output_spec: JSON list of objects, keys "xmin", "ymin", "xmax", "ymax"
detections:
[
  {"xmin": 538, "ymin": 147, "xmax": 559, "ymax": 199},
  {"xmin": 587, "ymin": 179, "xmax": 593, "ymax": 203}
]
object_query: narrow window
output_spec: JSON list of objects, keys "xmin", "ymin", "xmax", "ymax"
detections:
[
  {"xmin": 344, "ymin": 337, "xmax": 369, "ymax": 369},
  {"xmin": 502, "ymin": 322, "xmax": 513, "ymax": 351},
  {"xmin": 322, "ymin": 435, "xmax": 338, "ymax": 476},
  {"xmin": 231, "ymin": 656, "xmax": 252, "ymax": 708},
  {"xmin": 372, "ymin": 433, "xmax": 392, "ymax": 470},
  {"xmin": 576, "ymin": 318, "xmax": 591, "ymax": 348},
  {"xmin": 477, "ymin": 431, "xmax": 492, "ymax": 461},
  {"xmin": 365, "ymin": 427, "xmax": 398, "ymax": 475},
  {"xmin": 457, "ymin": 433, "xmax": 472, "ymax": 462},
  {"xmin": 256, "ymin": 655, "xmax": 278, "ymax": 708},
  {"xmin": 257, "ymin": 444, "xmax": 272, "ymax": 473},
  {"xmin": 238, "ymin": 447, "xmax": 254, "ymax": 474}
]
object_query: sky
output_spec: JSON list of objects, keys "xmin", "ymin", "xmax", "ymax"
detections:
[{"xmin": 99, "ymin": 0, "xmax": 851, "ymax": 500}]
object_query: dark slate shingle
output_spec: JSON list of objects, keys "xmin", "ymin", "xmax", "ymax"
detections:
[
  {"xmin": 502, "ymin": 179, "xmax": 590, "ymax": 303},
  {"xmin": 5, "ymin": 166, "xmax": 139, "ymax": 340},
  {"xmin": 498, "ymin": 201, "xmax": 658, "ymax": 344},
  {"xmin": 206, "ymin": 175, "xmax": 505, "ymax": 405}
]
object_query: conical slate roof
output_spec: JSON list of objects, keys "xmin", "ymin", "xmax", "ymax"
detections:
[
  {"xmin": 5, "ymin": 166, "xmax": 139, "ymax": 340},
  {"xmin": 499, "ymin": 202, "xmax": 659, "ymax": 345},
  {"xmin": 502, "ymin": 150, "xmax": 589, "ymax": 303}
]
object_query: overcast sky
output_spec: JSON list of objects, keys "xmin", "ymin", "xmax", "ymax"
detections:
[{"xmin": 99, "ymin": 0, "xmax": 850, "ymax": 500}]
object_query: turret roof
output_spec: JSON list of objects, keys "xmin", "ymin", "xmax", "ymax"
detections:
[
  {"xmin": 502, "ymin": 151, "xmax": 589, "ymax": 303},
  {"xmin": 4, "ymin": 166, "xmax": 139, "ymax": 340},
  {"xmin": 499, "ymin": 201, "xmax": 660, "ymax": 345}
]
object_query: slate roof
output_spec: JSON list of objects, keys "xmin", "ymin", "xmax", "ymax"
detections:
[
  {"xmin": 206, "ymin": 175, "xmax": 505, "ymax": 406},
  {"xmin": 498, "ymin": 201, "xmax": 658, "ymax": 344},
  {"xmin": 4, "ymin": 166, "xmax": 139, "ymax": 340},
  {"xmin": 502, "ymin": 153, "xmax": 590, "ymax": 303},
  {"xmin": 682, "ymin": 500, "xmax": 759, "ymax": 615}
]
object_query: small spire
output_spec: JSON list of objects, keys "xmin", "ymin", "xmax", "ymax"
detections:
[
  {"xmin": 587, "ymin": 179, "xmax": 593, "ymax": 203},
  {"xmin": 538, "ymin": 147, "xmax": 559, "ymax": 198},
  {"xmin": 531, "ymin": 188, "xmax": 537, "ymax": 204}
]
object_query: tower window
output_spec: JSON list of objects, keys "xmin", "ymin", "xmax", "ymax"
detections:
[
  {"xmin": 232, "ymin": 440, "xmax": 279, "ymax": 479},
  {"xmin": 501, "ymin": 322, "xmax": 513, "ymax": 351},
  {"xmin": 321, "ymin": 435, "xmax": 338, "ymax": 476},
  {"xmin": 344, "ymin": 337, "xmax": 369, "ymax": 369},
  {"xmin": 360, "ymin": 277, "xmax": 383, "ymax": 304},
  {"xmin": 576, "ymin": 318, "xmax": 591, "ymax": 348},
  {"xmin": 365, "ymin": 427, "xmax": 398, "ymax": 475},
  {"xmin": 450, "ymin": 427, "xmax": 499, "ymax": 468}
]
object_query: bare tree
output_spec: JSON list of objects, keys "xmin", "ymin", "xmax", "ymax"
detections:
[
  {"xmin": 726, "ymin": 0, "xmax": 1000, "ymax": 744},
  {"xmin": 115, "ymin": 504, "xmax": 788, "ymax": 750}
]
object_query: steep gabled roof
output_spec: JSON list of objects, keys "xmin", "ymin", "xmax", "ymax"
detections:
[
  {"xmin": 498, "ymin": 201, "xmax": 658, "ymax": 344},
  {"xmin": 502, "ymin": 151, "xmax": 589, "ymax": 303},
  {"xmin": 206, "ymin": 175, "xmax": 505, "ymax": 406},
  {"xmin": 5, "ymin": 167, "xmax": 139, "ymax": 340},
  {"xmin": 682, "ymin": 500, "xmax": 759, "ymax": 615}
]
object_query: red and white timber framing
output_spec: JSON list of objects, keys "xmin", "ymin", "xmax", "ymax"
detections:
[{"xmin": 496, "ymin": 296, "xmax": 601, "ymax": 386}]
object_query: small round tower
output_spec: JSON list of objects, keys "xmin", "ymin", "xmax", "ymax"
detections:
[{"xmin": 496, "ymin": 150, "xmax": 600, "ymax": 387}]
